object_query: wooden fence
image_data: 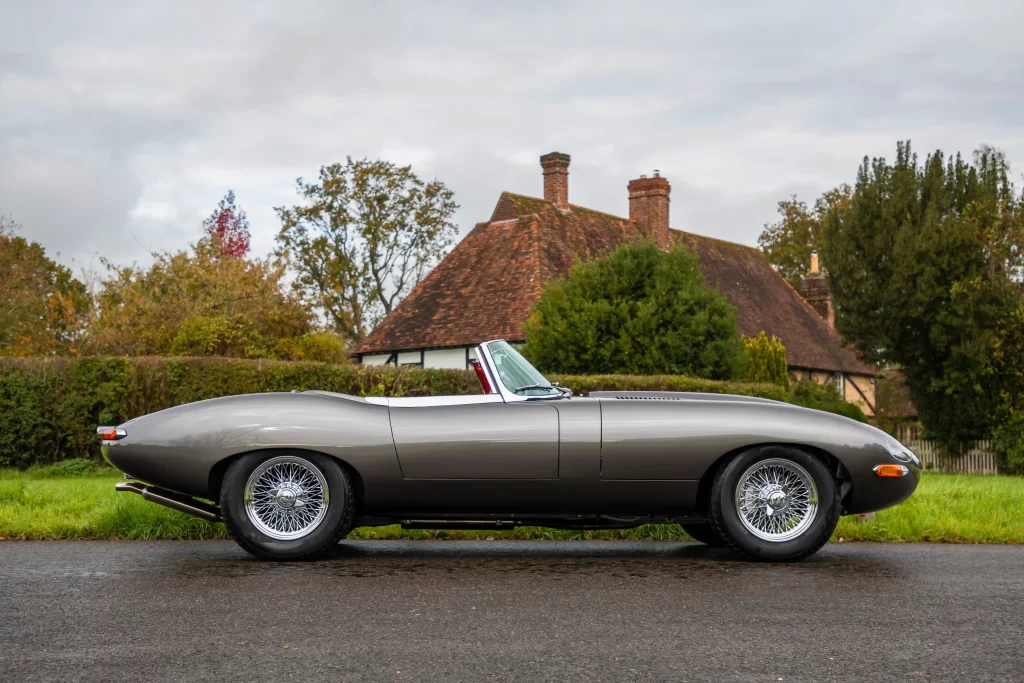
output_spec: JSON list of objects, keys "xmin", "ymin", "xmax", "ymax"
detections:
[{"xmin": 896, "ymin": 425, "xmax": 999, "ymax": 475}]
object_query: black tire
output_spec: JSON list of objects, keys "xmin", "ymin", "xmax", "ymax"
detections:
[
  {"xmin": 679, "ymin": 521, "xmax": 724, "ymax": 547},
  {"xmin": 709, "ymin": 446, "xmax": 840, "ymax": 562},
  {"xmin": 220, "ymin": 450, "xmax": 354, "ymax": 561}
]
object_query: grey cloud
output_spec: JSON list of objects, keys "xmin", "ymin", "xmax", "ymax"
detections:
[{"xmin": 1, "ymin": 0, "xmax": 1023, "ymax": 274}]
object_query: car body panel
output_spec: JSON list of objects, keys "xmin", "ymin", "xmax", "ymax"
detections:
[{"xmin": 391, "ymin": 402, "xmax": 559, "ymax": 479}]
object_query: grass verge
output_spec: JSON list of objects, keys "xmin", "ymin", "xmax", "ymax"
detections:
[{"xmin": 1, "ymin": 466, "xmax": 1021, "ymax": 543}]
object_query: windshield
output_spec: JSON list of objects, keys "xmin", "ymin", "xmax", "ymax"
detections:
[{"xmin": 485, "ymin": 341, "xmax": 559, "ymax": 397}]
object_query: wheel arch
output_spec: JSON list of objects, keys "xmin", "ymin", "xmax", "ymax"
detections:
[
  {"xmin": 207, "ymin": 448, "xmax": 366, "ymax": 507},
  {"xmin": 693, "ymin": 442, "xmax": 851, "ymax": 516}
]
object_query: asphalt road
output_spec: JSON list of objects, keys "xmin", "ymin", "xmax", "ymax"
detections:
[{"xmin": 1, "ymin": 541, "xmax": 1022, "ymax": 682}]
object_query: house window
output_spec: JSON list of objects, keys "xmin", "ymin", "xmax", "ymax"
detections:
[{"xmin": 397, "ymin": 350, "xmax": 424, "ymax": 367}]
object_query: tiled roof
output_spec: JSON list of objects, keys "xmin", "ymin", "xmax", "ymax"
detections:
[
  {"xmin": 356, "ymin": 192, "xmax": 877, "ymax": 376},
  {"xmin": 676, "ymin": 233, "xmax": 876, "ymax": 374}
]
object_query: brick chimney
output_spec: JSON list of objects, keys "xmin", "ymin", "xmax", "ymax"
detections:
[
  {"xmin": 628, "ymin": 172, "xmax": 671, "ymax": 249},
  {"xmin": 540, "ymin": 152, "xmax": 570, "ymax": 210},
  {"xmin": 802, "ymin": 251, "xmax": 835, "ymax": 329}
]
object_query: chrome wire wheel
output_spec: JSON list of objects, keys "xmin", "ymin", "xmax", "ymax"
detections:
[
  {"xmin": 244, "ymin": 456, "xmax": 330, "ymax": 541},
  {"xmin": 734, "ymin": 458, "xmax": 819, "ymax": 543}
]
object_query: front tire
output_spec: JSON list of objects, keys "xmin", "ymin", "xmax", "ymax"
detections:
[
  {"xmin": 709, "ymin": 447, "xmax": 839, "ymax": 562},
  {"xmin": 220, "ymin": 451, "xmax": 354, "ymax": 560}
]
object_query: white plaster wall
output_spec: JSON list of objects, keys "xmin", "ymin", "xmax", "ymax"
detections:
[
  {"xmin": 424, "ymin": 348, "xmax": 469, "ymax": 369},
  {"xmin": 361, "ymin": 353, "xmax": 392, "ymax": 366}
]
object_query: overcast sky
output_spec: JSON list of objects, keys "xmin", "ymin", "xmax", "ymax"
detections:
[{"xmin": 3, "ymin": 0, "xmax": 1023, "ymax": 274}]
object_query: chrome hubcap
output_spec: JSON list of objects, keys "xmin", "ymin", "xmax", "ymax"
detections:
[
  {"xmin": 244, "ymin": 456, "xmax": 329, "ymax": 540},
  {"xmin": 274, "ymin": 487, "xmax": 298, "ymax": 507},
  {"xmin": 735, "ymin": 458, "xmax": 818, "ymax": 542}
]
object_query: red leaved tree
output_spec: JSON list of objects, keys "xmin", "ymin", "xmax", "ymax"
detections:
[{"xmin": 203, "ymin": 191, "xmax": 251, "ymax": 258}]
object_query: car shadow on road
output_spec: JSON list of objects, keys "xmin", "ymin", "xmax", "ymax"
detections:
[{"xmin": 197, "ymin": 540, "xmax": 907, "ymax": 581}]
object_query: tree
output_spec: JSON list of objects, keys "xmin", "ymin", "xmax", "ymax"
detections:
[
  {"xmin": 523, "ymin": 240, "xmax": 741, "ymax": 378},
  {"xmin": 89, "ymin": 237, "xmax": 320, "ymax": 359},
  {"xmin": 203, "ymin": 190, "xmax": 251, "ymax": 258},
  {"xmin": 275, "ymin": 158, "xmax": 459, "ymax": 342},
  {"xmin": 740, "ymin": 332, "xmax": 789, "ymax": 388},
  {"xmin": 822, "ymin": 141, "xmax": 1024, "ymax": 444},
  {"xmin": 0, "ymin": 216, "xmax": 90, "ymax": 356},
  {"xmin": 759, "ymin": 186, "xmax": 851, "ymax": 288},
  {"xmin": 990, "ymin": 301, "xmax": 1024, "ymax": 470}
]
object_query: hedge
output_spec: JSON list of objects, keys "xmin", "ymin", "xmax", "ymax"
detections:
[
  {"xmin": 1, "ymin": 356, "xmax": 841, "ymax": 468},
  {"xmin": 553, "ymin": 374, "xmax": 786, "ymax": 401}
]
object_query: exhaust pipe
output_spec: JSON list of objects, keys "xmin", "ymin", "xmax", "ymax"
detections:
[{"xmin": 116, "ymin": 481, "xmax": 222, "ymax": 522}]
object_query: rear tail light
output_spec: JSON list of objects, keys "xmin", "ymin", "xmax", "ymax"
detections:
[
  {"xmin": 97, "ymin": 427, "xmax": 127, "ymax": 441},
  {"xmin": 873, "ymin": 464, "xmax": 909, "ymax": 478}
]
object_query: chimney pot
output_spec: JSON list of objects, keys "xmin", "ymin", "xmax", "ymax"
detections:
[
  {"xmin": 628, "ymin": 173, "xmax": 672, "ymax": 249},
  {"xmin": 540, "ymin": 152, "xmax": 570, "ymax": 209},
  {"xmin": 802, "ymin": 256, "xmax": 835, "ymax": 330}
]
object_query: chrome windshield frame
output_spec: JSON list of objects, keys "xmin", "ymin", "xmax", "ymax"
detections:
[{"xmin": 477, "ymin": 339, "xmax": 563, "ymax": 403}]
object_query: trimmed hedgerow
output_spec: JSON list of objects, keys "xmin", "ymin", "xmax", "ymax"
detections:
[
  {"xmin": 0, "ymin": 356, "xmax": 861, "ymax": 468},
  {"xmin": 552, "ymin": 373, "xmax": 787, "ymax": 401}
]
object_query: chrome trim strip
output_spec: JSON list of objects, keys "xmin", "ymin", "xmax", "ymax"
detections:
[{"xmin": 367, "ymin": 394, "xmax": 506, "ymax": 408}]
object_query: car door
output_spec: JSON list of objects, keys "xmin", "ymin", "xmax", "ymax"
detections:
[{"xmin": 389, "ymin": 398, "xmax": 560, "ymax": 479}]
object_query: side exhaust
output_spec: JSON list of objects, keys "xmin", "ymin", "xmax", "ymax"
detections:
[{"xmin": 116, "ymin": 481, "xmax": 222, "ymax": 523}]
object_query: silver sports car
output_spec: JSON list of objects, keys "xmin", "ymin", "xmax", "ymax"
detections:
[{"xmin": 99, "ymin": 339, "xmax": 919, "ymax": 562}]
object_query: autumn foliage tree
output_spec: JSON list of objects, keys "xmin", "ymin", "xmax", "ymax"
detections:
[
  {"xmin": 0, "ymin": 216, "xmax": 90, "ymax": 356},
  {"xmin": 203, "ymin": 191, "xmax": 251, "ymax": 258},
  {"xmin": 89, "ymin": 237, "xmax": 345, "ymax": 362},
  {"xmin": 276, "ymin": 158, "xmax": 459, "ymax": 342}
]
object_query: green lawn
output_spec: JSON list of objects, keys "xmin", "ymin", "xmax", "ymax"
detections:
[{"xmin": 1, "ymin": 466, "xmax": 1021, "ymax": 543}]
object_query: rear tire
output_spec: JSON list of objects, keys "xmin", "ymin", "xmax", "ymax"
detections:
[
  {"xmin": 220, "ymin": 450, "xmax": 353, "ymax": 561},
  {"xmin": 679, "ymin": 521, "xmax": 724, "ymax": 547},
  {"xmin": 709, "ymin": 446, "xmax": 839, "ymax": 562}
]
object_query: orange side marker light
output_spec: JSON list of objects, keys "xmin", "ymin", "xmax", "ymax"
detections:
[
  {"xmin": 873, "ymin": 464, "xmax": 909, "ymax": 478},
  {"xmin": 96, "ymin": 427, "xmax": 126, "ymax": 441}
]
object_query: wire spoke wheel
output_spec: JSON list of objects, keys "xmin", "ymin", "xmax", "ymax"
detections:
[
  {"xmin": 734, "ymin": 458, "xmax": 819, "ymax": 543},
  {"xmin": 244, "ymin": 456, "xmax": 330, "ymax": 540}
]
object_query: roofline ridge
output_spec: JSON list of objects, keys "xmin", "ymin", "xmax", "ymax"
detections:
[
  {"xmin": 678, "ymin": 230, "xmax": 762, "ymax": 254},
  {"xmin": 567, "ymin": 203, "xmax": 629, "ymax": 223},
  {"xmin": 502, "ymin": 190, "xmax": 544, "ymax": 202}
]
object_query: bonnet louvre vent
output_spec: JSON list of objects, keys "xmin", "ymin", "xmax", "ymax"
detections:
[{"xmin": 613, "ymin": 395, "xmax": 684, "ymax": 400}]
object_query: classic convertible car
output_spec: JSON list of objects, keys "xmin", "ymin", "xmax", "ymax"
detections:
[{"xmin": 99, "ymin": 339, "xmax": 919, "ymax": 562}]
